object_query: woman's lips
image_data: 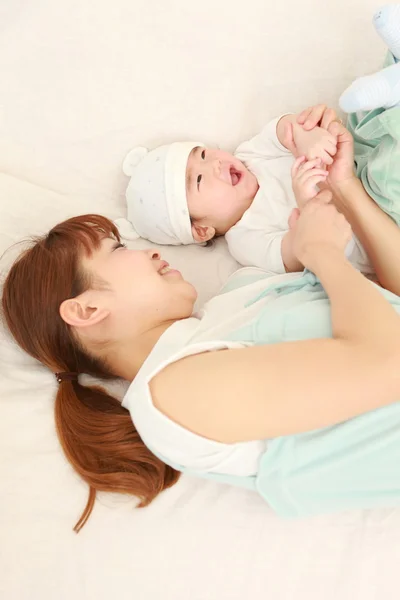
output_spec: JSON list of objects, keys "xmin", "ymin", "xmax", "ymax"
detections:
[{"xmin": 159, "ymin": 262, "xmax": 181, "ymax": 277}]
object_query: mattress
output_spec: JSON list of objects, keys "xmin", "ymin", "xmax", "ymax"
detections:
[{"xmin": 1, "ymin": 2, "xmax": 399, "ymax": 599}]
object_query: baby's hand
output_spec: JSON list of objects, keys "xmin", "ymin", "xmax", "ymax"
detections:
[
  {"xmin": 292, "ymin": 123, "xmax": 337, "ymax": 165},
  {"xmin": 291, "ymin": 156, "xmax": 329, "ymax": 210}
]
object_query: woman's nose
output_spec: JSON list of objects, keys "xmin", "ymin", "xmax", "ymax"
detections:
[{"xmin": 146, "ymin": 248, "xmax": 161, "ymax": 260}]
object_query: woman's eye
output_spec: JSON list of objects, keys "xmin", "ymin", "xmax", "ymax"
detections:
[
  {"xmin": 197, "ymin": 174, "xmax": 202, "ymax": 188},
  {"xmin": 113, "ymin": 242, "xmax": 127, "ymax": 251},
  {"xmin": 201, "ymin": 149, "xmax": 206, "ymax": 160}
]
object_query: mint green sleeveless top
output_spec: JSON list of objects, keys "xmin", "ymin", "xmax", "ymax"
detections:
[{"xmin": 150, "ymin": 270, "xmax": 400, "ymax": 517}]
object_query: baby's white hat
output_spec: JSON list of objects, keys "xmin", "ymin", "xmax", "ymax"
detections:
[{"xmin": 120, "ymin": 142, "xmax": 202, "ymax": 245}]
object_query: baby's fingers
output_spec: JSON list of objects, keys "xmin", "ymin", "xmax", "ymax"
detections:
[
  {"xmin": 297, "ymin": 158, "xmax": 323, "ymax": 175},
  {"xmin": 304, "ymin": 173, "xmax": 329, "ymax": 188},
  {"xmin": 291, "ymin": 156, "xmax": 306, "ymax": 178},
  {"xmin": 300, "ymin": 168, "xmax": 329, "ymax": 182}
]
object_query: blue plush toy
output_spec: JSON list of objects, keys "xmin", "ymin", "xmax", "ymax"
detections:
[{"xmin": 340, "ymin": 4, "xmax": 400, "ymax": 112}]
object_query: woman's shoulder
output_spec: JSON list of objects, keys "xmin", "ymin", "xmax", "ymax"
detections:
[
  {"xmin": 122, "ymin": 321, "xmax": 249, "ymax": 469},
  {"xmin": 122, "ymin": 318, "xmax": 247, "ymax": 414}
]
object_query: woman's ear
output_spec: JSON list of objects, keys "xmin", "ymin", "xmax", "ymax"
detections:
[
  {"xmin": 60, "ymin": 291, "xmax": 110, "ymax": 329},
  {"xmin": 191, "ymin": 222, "xmax": 215, "ymax": 243}
]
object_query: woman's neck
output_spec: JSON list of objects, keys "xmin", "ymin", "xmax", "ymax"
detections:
[{"xmin": 107, "ymin": 320, "xmax": 176, "ymax": 381}]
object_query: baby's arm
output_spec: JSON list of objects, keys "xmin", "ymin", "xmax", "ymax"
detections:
[
  {"xmin": 235, "ymin": 116, "xmax": 294, "ymax": 161},
  {"xmin": 226, "ymin": 226, "xmax": 303, "ymax": 274},
  {"xmin": 235, "ymin": 107, "xmax": 338, "ymax": 164}
]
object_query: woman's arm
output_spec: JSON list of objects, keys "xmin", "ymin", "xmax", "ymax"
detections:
[
  {"xmin": 325, "ymin": 121, "xmax": 400, "ymax": 295},
  {"xmin": 332, "ymin": 177, "xmax": 400, "ymax": 295},
  {"xmin": 296, "ymin": 110, "xmax": 400, "ymax": 294},
  {"xmin": 151, "ymin": 200, "xmax": 400, "ymax": 443}
]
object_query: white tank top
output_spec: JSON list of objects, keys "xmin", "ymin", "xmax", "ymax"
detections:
[{"xmin": 122, "ymin": 269, "xmax": 301, "ymax": 476}]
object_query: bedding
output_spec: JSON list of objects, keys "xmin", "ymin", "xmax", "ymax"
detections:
[{"xmin": 1, "ymin": 2, "xmax": 399, "ymax": 599}]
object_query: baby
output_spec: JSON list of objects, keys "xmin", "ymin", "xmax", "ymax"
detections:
[
  {"xmin": 120, "ymin": 3, "xmax": 400, "ymax": 275},
  {"xmin": 120, "ymin": 113, "xmax": 337, "ymax": 274}
]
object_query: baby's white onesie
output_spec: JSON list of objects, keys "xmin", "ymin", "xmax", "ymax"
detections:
[{"xmin": 226, "ymin": 117, "xmax": 370, "ymax": 274}]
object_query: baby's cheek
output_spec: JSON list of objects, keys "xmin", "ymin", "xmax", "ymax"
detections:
[
  {"xmin": 218, "ymin": 190, "xmax": 238, "ymax": 217},
  {"xmin": 215, "ymin": 185, "xmax": 230, "ymax": 205},
  {"xmin": 187, "ymin": 191, "xmax": 205, "ymax": 220},
  {"xmin": 186, "ymin": 188, "xmax": 196, "ymax": 212}
]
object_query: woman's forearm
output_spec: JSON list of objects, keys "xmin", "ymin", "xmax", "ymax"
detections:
[
  {"xmin": 308, "ymin": 247, "xmax": 400, "ymax": 352},
  {"xmin": 332, "ymin": 177, "xmax": 400, "ymax": 296}
]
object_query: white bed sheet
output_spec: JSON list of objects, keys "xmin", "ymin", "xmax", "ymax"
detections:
[{"xmin": 1, "ymin": 2, "xmax": 400, "ymax": 599}]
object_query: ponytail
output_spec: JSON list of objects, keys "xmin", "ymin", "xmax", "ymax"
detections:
[{"xmin": 55, "ymin": 380, "xmax": 179, "ymax": 532}]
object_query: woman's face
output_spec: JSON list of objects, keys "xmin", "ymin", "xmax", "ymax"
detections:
[{"xmin": 79, "ymin": 238, "xmax": 197, "ymax": 337}]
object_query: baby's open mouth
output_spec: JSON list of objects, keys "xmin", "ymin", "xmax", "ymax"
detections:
[{"xmin": 230, "ymin": 167, "xmax": 242, "ymax": 186}]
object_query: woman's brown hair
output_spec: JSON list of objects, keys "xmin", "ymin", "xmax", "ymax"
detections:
[{"xmin": 1, "ymin": 214, "xmax": 179, "ymax": 532}]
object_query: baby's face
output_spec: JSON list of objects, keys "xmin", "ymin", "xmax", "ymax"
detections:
[{"xmin": 186, "ymin": 147, "xmax": 259, "ymax": 241}]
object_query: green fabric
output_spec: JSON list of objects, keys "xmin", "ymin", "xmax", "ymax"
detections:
[{"xmin": 347, "ymin": 52, "xmax": 400, "ymax": 226}]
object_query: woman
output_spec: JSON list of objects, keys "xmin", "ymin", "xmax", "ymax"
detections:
[{"xmin": 3, "ymin": 109, "xmax": 400, "ymax": 532}]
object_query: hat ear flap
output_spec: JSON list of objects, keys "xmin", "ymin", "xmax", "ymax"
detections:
[
  {"xmin": 113, "ymin": 218, "xmax": 140, "ymax": 240},
  {"xmin": 122, "ymin": 146, "xmax": 149, "ymax": 176}
]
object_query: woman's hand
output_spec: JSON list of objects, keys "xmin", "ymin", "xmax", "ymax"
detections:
[
  {"xmin": 291, "ymin": 194, "xmax": 352, "ymax": 269},
  {"xmin": 297, "ymin": 104, "xmax": 339, "ymax": 131},
  {"xmin": 325, "ymin": 121, "xmax": 355, "ymax": 188},
  {"xmin": 297, "ymin": 109, "xmax": 355, "ymax": 187}
]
